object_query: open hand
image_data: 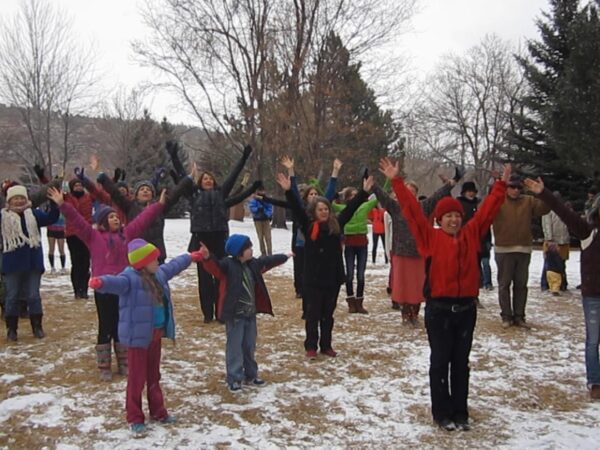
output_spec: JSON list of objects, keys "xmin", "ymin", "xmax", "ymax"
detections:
[
  {"xmin": 199, "ymin": 242, "xmax": 210, "ymax": 259},
  {"xmin": 378, "ymin": 157, "xmax": 400, "ymax": 180},
  {"xmin": 159, "ymin": 189, "xmax": 167, "ymax": 205},
  {"xmin": 46, "ymin": 187, "xmax": 64, "ymax": 206},
  {"xmin": 363, "ymin": 175, "xmax": 374, "ymax": 192},
  {"xmin": 276, "ymin": 173, "xmax": 291, "ymax": 191},
  {"xmin": 523, "ymin": 176, "xmax": 544, "ymax": 194},
  {"xmin": 280, "ymin": 156, "xmax": 294, "ymax": 170}
]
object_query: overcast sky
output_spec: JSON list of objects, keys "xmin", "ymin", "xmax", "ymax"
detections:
[{"xmin": 2, "ymin": 0, "xmax": 551, "ymax": 125}]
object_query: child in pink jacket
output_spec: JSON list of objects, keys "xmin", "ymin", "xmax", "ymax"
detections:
[{"xmin": 47, "ymin": 187, "xmax": 166, "ymax": 381}]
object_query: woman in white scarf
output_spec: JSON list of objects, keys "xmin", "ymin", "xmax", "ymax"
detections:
[{"xmin": 1, "ymin": 185, "xmax": 58, "ymax": 342}]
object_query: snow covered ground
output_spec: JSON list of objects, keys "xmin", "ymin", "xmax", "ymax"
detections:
[{"xmin": 1, "ymin": 218, "xmax": 599, "ymax": 449}]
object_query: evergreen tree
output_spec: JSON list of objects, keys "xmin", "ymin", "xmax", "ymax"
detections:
[
  {"xmin": 307, "ymin": 32, "xmax": 401, "ymax": 187},
  {"xmin": 509, "ymin": 0, "xmax": 600, "ymax": 207}
]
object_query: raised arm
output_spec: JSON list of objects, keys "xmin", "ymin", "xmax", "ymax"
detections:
[
  {"xmin": 94, "ymin": 274, "xmax": 131, "ymax": 296},
  {"xmin": 324, "ymin": 158, "xmax": 342, "ymax": 201},
  {"xmin": 278, "ymin": 173, "xmax": 309, "ymax": 233},
  {"xmin": 221, "ymin": 145, "xmax": 253, "ymax": 198},
  {"xmin": 256, "ymin": 254, "xmax": 289, "ymax": 273},
  {"xmin": 33, "ymin": 200, "xmax": 59, "ymax": 227},
  {"xmin": 48, "ymin": 187, "xmax": 95, "ymax": 245},
  {"xmin": 225, "ymin": 180, "xmax": 261, "ymax": 207},
  {"xmin": 81, "ymin": 175, "xmax": 112, "ymax": 206},
  {"xmin": 124, "ymin": 197, "xmax": 166, "ymax": 241},
  {"xmin": 97, "ymin": 173, "xmax": 134, "ymax": 215},
  {"xmin": 372, "ymin": 185, "xmax": 398, "ymax": 213},
  {"xmin": 158, "ymin": 253, "xmax": 193, "ymax": 281},
  {"xmin": 337, "ymin": 177, "xmax": 374, "ymax": 228},
  {"xmin": 524, "ymin": 177, "xmax": 594, "ymax": 240},
  {"xmin": 420, "ymin": 182, "xmax": 453, "ymax": 216},
  {"xmin": 380, "ymin": 157, "xmax": 435, "ymax": 255}
]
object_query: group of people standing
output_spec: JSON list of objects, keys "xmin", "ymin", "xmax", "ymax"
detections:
[{"xmin": 1, "ymin": 145, "xmax": 599, "ymax": 434}]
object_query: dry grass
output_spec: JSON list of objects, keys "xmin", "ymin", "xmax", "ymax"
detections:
[{"xmin": 0, "ymin": 269, "xmax": 596, "ymax": 449}]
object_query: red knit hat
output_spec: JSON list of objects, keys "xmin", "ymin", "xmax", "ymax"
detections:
[{"xmin": 433, "ymin": 197, "xmax": 464, "ymax": 222}]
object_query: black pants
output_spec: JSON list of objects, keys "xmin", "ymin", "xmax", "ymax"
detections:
[
  {"xmin": 95, "ymin": 292, "xmax": 120, "ymax": 345},
  {"xmin": 189, "ymin": 231, "xmax": 227, "ymax": 321},
  {"xmin": 66, "ymin": 236, "xmax": 90, "ymax": 297},
  {"xmin": 293, "ymin": 246, "xmax": 305, "ymax": 297},
  {"xmin": 425, "ymin": 299, "xmax": 477, "ymax": 423},
  {"xmin": 372, "ymin": 232, "xmax": 388, "ymax": 264},
  {"xmin": 303, "ymin": 285, "xmax": 340, "ymax": 351}
]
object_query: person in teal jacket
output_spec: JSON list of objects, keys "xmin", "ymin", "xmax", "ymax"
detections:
[{"xmin": 332, "ymin": 187, "xmax": 378, "ymax": 314}]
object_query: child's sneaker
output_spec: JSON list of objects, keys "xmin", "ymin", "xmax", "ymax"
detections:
[
  {"xmin": 130, "ymin": 423, "xmax": 147, "ymax": 437},
  {"xmin": 244, "ymin": 378, "xmax": 266, "ymax": 387},
  {"xmin": 228, "ymin": 381, "xmax": 242, "ymax": 392}
]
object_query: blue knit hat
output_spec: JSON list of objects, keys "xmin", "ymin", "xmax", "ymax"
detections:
[{"xmin": 225, "ymin": 234, "xmax": 252, "ymax": 257}]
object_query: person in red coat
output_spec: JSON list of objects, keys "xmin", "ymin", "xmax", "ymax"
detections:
[
  {"xmin": 64, "ymin": 177, "xmax": 95, "ymax": 299},
  {"xmin": 379, "ymin": 157, "xmax": 510, "ymax": 432},
  {"xmin": 368, "ymin": 205, "xmax": 388, "ymax": 264}
]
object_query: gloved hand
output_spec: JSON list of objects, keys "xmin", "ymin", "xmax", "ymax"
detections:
[
  {"xmin": 253, "ymin": 180, "xmax": 264, "ymax": 191},
  {"xmin": 89, "ymin": 277, "xmax": 103, "ymax": 289},
  {"xmin": 151, "ymin": 167, "xmax": 167, "ymax": 189},
  {"xmin": 243, "ymin": 145, "xmax": 253, "ymax": 158},
  {"xmin": 190, "ymin": 250, "xmax": 206, "ymax": 262},
  {"xmin": 113, "ymin": 168, "xmax": 123, "ymax": 183},
  {"xmin": 453, "ymin": 165, "xmax": 466, "ymax": 182},
  {"xmin": 74, "ymin": 167, "xmax": 85, "ymax": 181},
  {"xmin": 169, "ymin": 169, "xmax": 180, "ymax": 185},
  {"xmin": 166, "ymin": 140, "xmax": 179, "ymax": 158},
  {"xmin": 33, "ymin": 164, "xmax": 45, "ymax": 181}
]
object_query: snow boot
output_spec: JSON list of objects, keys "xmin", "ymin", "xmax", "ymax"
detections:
[
  {"xmin": 346, "ymin": 296, "xmax": 357, "ymax": 313},
  {"xmin": 95, "ymin": 343, "xmax": 112, "ymax": 381},
  {"xmin": 6, "ymin": 315, "xmax": 18, "ymax": 342},
  {"xmin": 355, "ymin": 297, "xmax": 368, "ymax": 314},
  {"xmin": 114, "ymin": 342, "xmax": 128, "ymax": 376},
  {"xmin": 30, "ymin": 314, "xmax": 45, "ymax": 338}
]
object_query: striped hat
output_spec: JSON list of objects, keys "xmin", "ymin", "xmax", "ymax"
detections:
[{"xmin": 128, "ymin": 238, "xmax": 160, "ymax": 269}]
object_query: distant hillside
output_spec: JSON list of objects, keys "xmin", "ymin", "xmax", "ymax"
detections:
[{"xmin": 0, "ymin": 103, "xmax": 210, "ymax": 181}]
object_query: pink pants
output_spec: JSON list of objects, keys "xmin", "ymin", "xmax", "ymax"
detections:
[{"xmin": 126, "ymin": 328, "xmax": 168, "ymax": 424}]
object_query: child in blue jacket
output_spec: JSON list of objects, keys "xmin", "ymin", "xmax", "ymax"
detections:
[
  {"xmin": 89, "ymin": 238, "xmax": 203, "ymax": 436},
  {"xmin": 198, "ymin": 234, "xmax": 290, "ymax": 392}
]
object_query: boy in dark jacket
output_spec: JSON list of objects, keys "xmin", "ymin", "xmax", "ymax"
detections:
[{"xmin": 198, "ymin": 234, "xmax": 290, "ymax": 392}]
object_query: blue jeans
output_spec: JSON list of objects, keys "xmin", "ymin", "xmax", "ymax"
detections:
[
  {"xmin": 4, "ymin": 271, "xmax": 43, "ymax": 318},
  {"xmin": 480, "ymin": 256, "xmax": 492, "ymax": 288},
  {"xmin": 225, "ymin": 316, "xmax": 258, "ymax": 385},
  {"xmin": 582, "ymin": 296, "xmax": 600, "ymax": 386},
  {"xmin": 344, "ymin": 245, "xmax": 368, "ymax": 298}
]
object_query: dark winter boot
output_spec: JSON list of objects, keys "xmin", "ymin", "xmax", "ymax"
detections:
[
  {"xmin": 346, "ymin": 297, "xmax": 358, "ymax": 313},
  {"xmin": 6, "ymin": 316, "xmax": 18, "ymax": 342},
  {"xmin": 401, "ymin": 304, "xmax": 410, "ymax": 325},
  {"xmin": 30, "ymin": 314, "xmax": 45, "ymax": 338},
  {"xmin": 355, "ymin": 297, "xmax": 369, "ymax": 314},
  {"xmin": 114, "ymin": 342, "xmax": 128, "ymax": 376},
  {"xmin": 95, "ymin": 343, "xmax": 112, "ymax": 381}
]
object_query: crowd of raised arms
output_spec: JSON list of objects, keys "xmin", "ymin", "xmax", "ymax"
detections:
[{"xmin": 1, "ymin": 142, "xmax": 599, "ymax": 436}]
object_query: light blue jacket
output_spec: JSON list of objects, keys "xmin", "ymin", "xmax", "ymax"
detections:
[{"xmin": 97, "ymin": 254, "xmax": 192, "ymax": 348}]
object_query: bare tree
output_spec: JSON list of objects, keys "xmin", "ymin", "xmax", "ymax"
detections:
[
  {"xmin": 404, "ymin": 35, "xmax": 526, "ymax": 189},
  {"xmin": 133, "ymin": 0, "xmax": 416, "ymax": 176},
  {"xmin": 0, "ymin": 0, "xmax": 98, "ymax": 178}
]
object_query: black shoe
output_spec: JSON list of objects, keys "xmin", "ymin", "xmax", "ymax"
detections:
[
  {"xmin": 7, "ymin": 329, "xmax": 17, "ymax": 342},
  {"xmin": 454, "ymin": 420, "xmax": 471, "ymax": 431},
  {"xmin": 436, "ymin": 419, "xmax": 456, "ymax": 431},
  {"xmin": 203, "ymin": 317, "xmax": 213, "ymax": 324}
]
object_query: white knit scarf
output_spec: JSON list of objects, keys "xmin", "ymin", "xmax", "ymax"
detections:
[{"xmin": 1, "ymin": 205, "xmax": 41, "ymax": 253}]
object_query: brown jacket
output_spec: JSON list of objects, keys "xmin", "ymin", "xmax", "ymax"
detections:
[{"xmin": 492, "ymin": 194, "xmax": 550, "ymax": 247}]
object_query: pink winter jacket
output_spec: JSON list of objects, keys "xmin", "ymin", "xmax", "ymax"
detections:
[{"xmin": 59, "ymin": 202, "xmax": 164, "ymax": 277}]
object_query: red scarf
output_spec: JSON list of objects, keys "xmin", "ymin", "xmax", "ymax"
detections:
[{"xmin": 310, "ymin": 220, "xmax": 325, "ymax": 241}]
